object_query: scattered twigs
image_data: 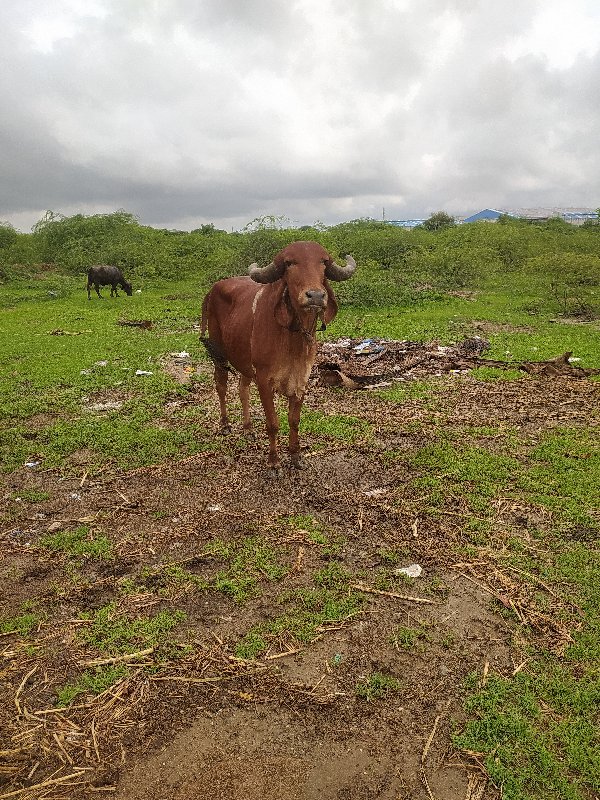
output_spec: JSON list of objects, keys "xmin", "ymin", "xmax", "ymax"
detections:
[
  {"xmin": 14, "ymin": 666, "xmax": 38, "ymax": 717},
  {"xmin": 419, "ymin": 699, "xmax": 452, "ymax": 800},
  {"xmin": 419, "ymin": 767, "xmax": 437, "ymax": 800},
  {"xmin": 421, "ymin": 702, "xmax": 450, "ymax": 765},
  {"xmin": 79, "ymin": 648, "xmax": 154, "ymax": 668},
  {"xmin": 0, "ymin": 769, "xmax": 88, "ymax": 799},
  {"xmin": 351, "ymin": 582, "xmax": 440, "ymax": 605},
  {"xmin": 464, "ymin": 773, "xmax": 488, "ymax": 800}
]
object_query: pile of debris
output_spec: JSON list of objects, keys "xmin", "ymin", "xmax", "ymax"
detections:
[{"xmin": 314, "ymin": 337, "xmax": 599, "ymax": 389}]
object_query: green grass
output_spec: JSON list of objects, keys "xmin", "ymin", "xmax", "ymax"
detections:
[
  {"xmin": 280, "ymin": 407, "xmax": 372, "ymax": 443},
  {"xmin": 125, "ymin": 538, "xmax": 287, "ymax": 603},
  {"xmin": 138, "ymin": 563, "xmax": 210, "ymax": 595},
  {"xmin": 390, "ymin": 625, "xmax": 430, "ymax": 651},
  {"xmin": 355, "ymin": 672, "xmax": 403, "ymax": 702},
  {"xmin": 281, "ymin": 514, "xmax": 345, "ymax": 557},
  {"xmin": 212, "ymin": 536, "xmax": 288, "ymax": 603},
  {"xmin": 0, "ymin": 274, "xmax": 212, "ymax": 472},
  {"xmin": 408, "ymin": 440, "xmax": 519, "ymax": 520},
  {"xmin": 38, "ymin": 525, "xmax": 113, "ymax": 559},
  {"xmin": 517, "ymin": 429, "xmax": 600, "ymax": 530},
  {"xmin": 455, "ymin": 665, "xmax": 600, "ymax": 800},
  {"xmin": 11, "ymin": 489, "xmax": 50, "ymax": 502},
  {"xmin": 78, "ymin": 602, "xmax": 186, "ymax": 656},
  {"xmin": 2, "ymin": 271, "xmax": 599, "ymax": 474},
  {"xmin": 235, "ymin": 586, "xmax": 364, "ymax": 659},
  {"xmin": 377, "ymin": 379, "xmax": 438, "ymax": 404},
  {"xmin": 56, "ymin": 665, "xmax": 128, "ymax": 707},
  {"xmin": 2, "ymin": 263, "xmax": 600, "ymax": 796},
  {"xmin": 0, "ymin": 611, "xmax": 43, "ymax": 636},
  {"xmin": 456, "ymin": 524, "xmax": 600, "ymax": 800}
]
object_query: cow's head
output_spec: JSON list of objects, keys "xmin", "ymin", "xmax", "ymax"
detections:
[
  {"xmin": 121, "ymin": 280, "xmax": 133, "ymax": 296},
  {"xmin": 248, "ymin": 241, "xmax": 356, "ymax": 328}
]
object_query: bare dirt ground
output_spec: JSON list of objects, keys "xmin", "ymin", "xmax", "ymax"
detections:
[{"xmin": 2, "ymin": 343, "xmax": 599, "ymax": 800}]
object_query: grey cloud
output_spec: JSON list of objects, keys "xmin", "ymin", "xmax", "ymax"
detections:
[{"xmin": 1, "ymin": 0, "xmax": 599, "ymax": 232}]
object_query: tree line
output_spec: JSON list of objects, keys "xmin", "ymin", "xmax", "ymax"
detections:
[{"xmin": 1, "ymin": 209, "xmax": 599, "ymax": 316}]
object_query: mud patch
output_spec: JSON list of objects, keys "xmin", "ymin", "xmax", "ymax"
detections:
[{"xmin": 471, "ymin": 320, "xmax": 533, "ymax": 334}]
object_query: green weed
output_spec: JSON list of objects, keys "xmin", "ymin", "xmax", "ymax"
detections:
[
  {"xmin": 390, "ymin": 625, "xmax": 429, "ymax": 651},
  {"xmin": 355, "ymin": 672, "xmax": 403, "ymax": 702},
  {"xmin": 0, "ymin": 611, "xmax": 43, "ymax": 636},
  {"xmin": 517, "ymin": 429, "xmax": 600, "ymax": 530},
  {"xmin": 56, "ymin": 665, "xmax": 128, "ymax": 707},
  {"xmin": 213, "ymin": 536, "xmax": 287, "ymax": 603},
  {"xmin": 39, "ymin": 525, "xmax": 113, "ymax": 559},
  {"xmin": 11, "ymin": 489, "xmax": 50, "ymax": 502},
  {"xmin": 455, "ymin": 669, "xmax": 599, "ymax": 800},
  {"xmin": 235, "ymin": 586, "xmax": 363, "ymax": 659},
  {"xmin": 78, "ymin": 603, "xmax": 186, "ymax": 656},
  {"xmin": 282, "ymin": 514, "xmax": 345, "ymax": 557}
]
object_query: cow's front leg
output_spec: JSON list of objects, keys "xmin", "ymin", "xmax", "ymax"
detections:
[
  {"xmin": 287, "ymin": 394, "xmax": 306, "ymax": 469},
  {"xmin": 256, "ymin": 379, "xmax": 280, "ymax": 471}
]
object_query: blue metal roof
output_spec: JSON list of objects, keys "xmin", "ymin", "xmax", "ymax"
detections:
[{"xmin": 462, "ymin": 208, "xmax": 509, "ymax": 223}]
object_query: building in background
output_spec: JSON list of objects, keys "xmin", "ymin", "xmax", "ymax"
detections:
[{"xmin": 387, "ymin": 207, "xmax": 598, "ymax": 228}]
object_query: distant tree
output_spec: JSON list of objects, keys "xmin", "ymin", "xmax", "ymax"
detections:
[
  {"xmin": 0, "ymin": 222, "xmax": 18, "ymax": 249},
  {"xmin": 420, "ymin": 212, "xmax": 456, "ymax": 232},
  {"xmin": 243, "ymin": 215, "xmax": 292, "ymax": 231},
  {"xmin": 191, "ymin": 223, "xmax": 226, "ymax": 235}
]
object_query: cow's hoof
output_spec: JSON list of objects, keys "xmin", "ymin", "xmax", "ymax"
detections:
[
  {"xmin": 267, "ymin": 465, "xmax": 283, "ymax": 479},
  {"xmin": 290, "ymin": 455, "xmax": 307, "ymax": 470},
  {"xmin": 219, "ymin": 424, "xmax": 232, "ymax": 435}
]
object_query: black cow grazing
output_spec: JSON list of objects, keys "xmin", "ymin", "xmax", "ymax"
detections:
[{"xmin": 87, "ymin": 265, "xmax": 133, "ymax": 300}]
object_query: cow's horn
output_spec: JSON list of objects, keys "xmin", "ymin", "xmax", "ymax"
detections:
[
  {"xmin": 248, "ymin": 260, "xmax": 284, "ymax": 283},
  {"xmin": 325, "ymin": 254, "xmax": 357, "ymax": 281}
]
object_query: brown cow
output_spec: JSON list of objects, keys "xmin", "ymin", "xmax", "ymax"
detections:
[{"xmin": 201, "ymin": 240, "xmax": 356, "ymax": 472}]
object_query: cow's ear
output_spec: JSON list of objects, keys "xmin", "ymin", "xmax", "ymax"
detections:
[
  {"xmin": 323, "ymin": 280, "xmax": 338, "ymax": 325},
  {"xmin": 274, "ymin": 285, "xmax": 294, "ymax": 328}
]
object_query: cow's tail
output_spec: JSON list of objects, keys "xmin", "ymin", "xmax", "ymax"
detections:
[
  {"xmin": 200, "ymin": 292, "xmax": 210, "ymax": 337},
  {"xmin": 199, "ymin": 290, "xmax": 235, "ymax": 373}
]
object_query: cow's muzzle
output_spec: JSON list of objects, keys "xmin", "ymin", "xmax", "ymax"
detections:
[{"xmin": 302, "ymin": 289, "xmax": 327, "ymax": 309}]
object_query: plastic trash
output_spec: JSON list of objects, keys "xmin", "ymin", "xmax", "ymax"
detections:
[
  {"xmin": 354, "ymin": 339, "xmax": 385, "ymax": 355},
  {"xmin": 80, "ymin": 369, "xmax": 92, "ymax": 375},
  {"xmin": 362, "ymin": 488, "xmax": 387, "ymax": 498},
  {"xmin": 94, "ymin": 360, "xmax": 108, "ymax": 367},
  {"xmin": 135, "ymin": 370, "xmax": 154, "ymax": 376},
  {"xmin": 395, "ymin": 564, "xmax": 423, "ymax": 578},
  {"xmin": 25, "ymin": 461, "xmax": 41, "ymax": 468}
]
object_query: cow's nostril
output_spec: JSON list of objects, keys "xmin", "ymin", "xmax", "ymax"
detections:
[{"xmin": 305, "ymin": 289, "xmax": 326, "ymax": 303}]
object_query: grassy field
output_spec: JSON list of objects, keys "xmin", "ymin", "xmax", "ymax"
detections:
[{"xmin": 1, "ymin": 267, "xmax": 599, "ymax": 800}]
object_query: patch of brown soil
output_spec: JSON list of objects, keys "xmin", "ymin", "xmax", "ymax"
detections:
[
  {"xmin": 471, "ymin": 320, "xmax": 533, "ymax": 334},
  {"xmin": 1, "ymin": 371, "xmax": 598, "ymax": 799}
]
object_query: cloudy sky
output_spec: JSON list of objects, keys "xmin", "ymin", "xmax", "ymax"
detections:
[{"xmin": 1, "ymin": 0, "xmax": 599, "ymax": 233}]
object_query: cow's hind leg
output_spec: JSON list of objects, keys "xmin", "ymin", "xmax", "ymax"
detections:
[
  {"xmin": 215, "ymin": 365, "xmax": 231, "ymax": 433},
  {"xmin": 288, "ymin": 394, "xmax": 306, "ymax": 469},
  {"xmin": 239, "ymin": 375, "xmax": 252, "ymax": 432}
]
